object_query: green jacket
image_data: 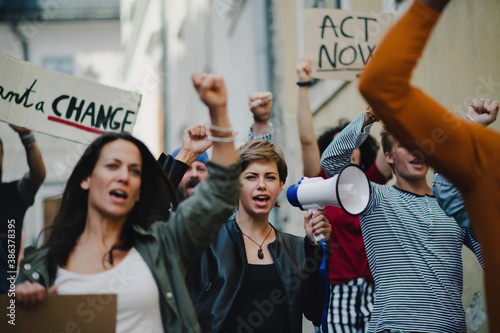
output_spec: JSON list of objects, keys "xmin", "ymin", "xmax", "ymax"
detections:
[{"xmin": 17, "ymin": 161, "xmax": 242, "ymax": 333}]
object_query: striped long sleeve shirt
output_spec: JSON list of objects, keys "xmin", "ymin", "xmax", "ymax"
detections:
[{"xmin": 320, "ymin": 113, "xmax": 483, "ymax": 333}]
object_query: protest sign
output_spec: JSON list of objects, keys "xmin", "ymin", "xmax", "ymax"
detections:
[
  {"xmin": 0, "ymin": 294, "xmax": 116, "ymax": 333},
  {"xmin": 0, "ymin": 52, "xmax": 142, "ymax": 144},
  {"xmin": 305, "ymin": 8, "xmax": 392, "ymax": 81}
]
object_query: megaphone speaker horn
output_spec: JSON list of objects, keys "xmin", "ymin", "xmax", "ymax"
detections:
[{"xmin": 286, "ymin": 164, "xmax": 371, "ymax": 216}]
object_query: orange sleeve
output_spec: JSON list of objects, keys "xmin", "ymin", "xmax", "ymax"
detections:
[{"xmin": 358, "ymin": 0, "xmax": 499, "ymax": 191}]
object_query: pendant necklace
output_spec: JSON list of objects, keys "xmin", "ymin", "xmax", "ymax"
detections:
[{"xmin": 241, "ymin": 226, "xmax": 272, "ymax": 260}]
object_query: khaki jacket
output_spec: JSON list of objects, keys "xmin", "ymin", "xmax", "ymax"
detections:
[{"xmin": 17, "ymin": 161, "xmax": 242, "ymax": 333}]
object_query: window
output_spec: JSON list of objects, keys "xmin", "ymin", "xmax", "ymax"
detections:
[{"xmin": 42, "ymin": 57, "xmax": 73, "ymax": 75}]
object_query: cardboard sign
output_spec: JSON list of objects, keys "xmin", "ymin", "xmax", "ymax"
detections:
[
  {"xmin": 0, "ymin": 52, "xmax": 142, "ymax": 144},
  {"xmin": 305, "ymin": 9, "xmax": 392, "ymax": 81},
  {"xmin": 0, "ymin": 294, "xmax": 116, "ymax": 333}
]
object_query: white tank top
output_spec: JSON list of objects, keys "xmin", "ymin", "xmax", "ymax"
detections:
[{"xmin": 55, "ymin": 247, "xmax": 163, "ymax": 333}]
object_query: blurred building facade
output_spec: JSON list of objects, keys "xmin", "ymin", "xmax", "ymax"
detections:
[{"xmin": 0, "ymin": 0, "xmax": 122, "ymax": 248}]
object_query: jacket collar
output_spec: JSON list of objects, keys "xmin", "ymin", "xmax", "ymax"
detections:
[{"xmin": 225, "ymin": 216, "xmax": 281, "ymax": 247}]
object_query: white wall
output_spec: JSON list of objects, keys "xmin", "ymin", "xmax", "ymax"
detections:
[{"xmin": 164, "ymin": 0, "xmax": 271, "ymax": 152}]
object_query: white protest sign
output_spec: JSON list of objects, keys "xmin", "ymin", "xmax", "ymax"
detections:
[
  {"xmin": 0, "ymin": 52, "xmax": 142, "ymax": 144},
  {"xmin": 305, "ymin": 9, "xmax": 392, "ymax": 81}
]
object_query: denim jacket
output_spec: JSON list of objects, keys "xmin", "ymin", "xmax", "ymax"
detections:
[
  {"xmin": 432, "ymin": 172, "xmax": 470, "ymax": 229},
  {"xmin": 16, "ymin": 161, "xmax": 242, "ymax": 333}
]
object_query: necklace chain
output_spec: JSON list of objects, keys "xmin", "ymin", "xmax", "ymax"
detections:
[{"xmin": 241, "ymin": 225, "xmax": 272, "ymax": 260}]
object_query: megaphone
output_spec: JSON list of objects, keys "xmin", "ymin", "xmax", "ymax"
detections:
[{"xmin": 287, "ymin": 164, "xmax": 371, "ymax": 241}]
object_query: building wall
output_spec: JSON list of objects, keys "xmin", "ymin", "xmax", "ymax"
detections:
[
  {"xmin": 120, "ymin": 0, "xmax": 164, "ymax": 155},
  {"xmin": 162, "ymin": 0, "xmax": 272, "ymax": 154}
]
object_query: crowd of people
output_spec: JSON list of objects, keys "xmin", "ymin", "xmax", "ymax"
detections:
[{"xmin": 1, "ymin": 0, "xmax": 498, "ymax": 332}]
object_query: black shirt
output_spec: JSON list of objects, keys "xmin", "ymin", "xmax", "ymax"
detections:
[
  {"xmin": 220, "ymin": 263, "xmax": 290, "ymax": 333},
  {"xmin": 0, "ymin": 180, "xmax": 35, "ymax": 293}
]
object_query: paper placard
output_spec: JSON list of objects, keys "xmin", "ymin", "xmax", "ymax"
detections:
[
  {"xmin": 305, "ymin": 8, "xmax": 392, "ymax": 81},
  {"xmin": 0, "ymin": 52, "xmax": 142, "ymax": 144},
  {"xmin": 0, "ymin": 294, "xmax": 117, "ymax": 333}
]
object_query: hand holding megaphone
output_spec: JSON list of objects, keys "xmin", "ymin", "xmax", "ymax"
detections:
[
  {"xmin": 304, "ymin": 209, "xmax": 331, "ymax": 244},
  {"xmin": 287, "ymin": 164, "xmax": 371, "ymax": 241}
]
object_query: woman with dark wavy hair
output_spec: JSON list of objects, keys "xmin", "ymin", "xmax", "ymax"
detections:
[{"xmin": 14, "ymin": 73, "xmax": 241, "ymax": 333}]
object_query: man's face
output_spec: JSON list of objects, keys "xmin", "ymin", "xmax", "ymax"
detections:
[
  {"xmin": 385, "ymin": 138, "xmax": 429, "ymax": 182},
  {"xmin": 178, "ymin": 161, "xmax": 208, "ymax": 199}
]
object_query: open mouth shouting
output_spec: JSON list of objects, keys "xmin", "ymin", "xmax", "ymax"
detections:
[
  {"xmin": 253, "ymin": 194, "xmax": 271, "ymax": 207},
  {"xmin": 409, "ymin": 159, "xmax": 425, "ymax": 169},
  {"xmin": 110, "ymin": 189, "xmax": 128, "ymax": 202}
]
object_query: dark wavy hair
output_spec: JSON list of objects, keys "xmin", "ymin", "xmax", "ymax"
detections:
[
  {"xmin": 317, "ymin": 119, "xmax": 379, "ymax": 172},
  {"xmin": 43, "ymin": 132, "xmax": 176, "ymax": 282}
]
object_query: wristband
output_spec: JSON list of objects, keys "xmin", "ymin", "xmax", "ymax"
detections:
[
  {"xmin": 365, "ymin": 107, "xmax": 378, "ymax": 122},
  {"xmin": 21, "ymin": 133, "xmax": 36, "ymax": 148},
  {"xmin": 206, "ymin": 135, "xmax": 234, "ymax": 143},
  {"xmin": 207, "ymin": 123, "xmax": 233, "ymax": 133},
  {"xmin": 296, "ymin": 81, "xmax": 312, "ymax": 87},
  {"xmin": 465, "ymin": 115, "xmax": 479, "ymax": 125}
]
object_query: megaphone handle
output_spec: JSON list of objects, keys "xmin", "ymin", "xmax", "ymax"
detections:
[{"xmin": 308, "ymin": 208, "xmax": 325, "ymax": 242}]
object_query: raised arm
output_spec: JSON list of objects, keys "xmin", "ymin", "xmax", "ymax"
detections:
[
  {"xmin": 320, "ymin": 112, "xmax": 376, "ymax": 177},
  {"xmin": 466, "ymin": 98, "xmax": 499, "ymax": 127},
  {"xmin": 432, "ymin": 98, "xmax": 498, "ymax": 229},
  {"xmin": 175, "ymin": 124, "xmax": 213, "ymax": 166},
  {"xmin": 295, "ymin": 57, "xmax": 322, "ymax": 177},
  {"xmin": 248, "ymin": 91, "xmax": 273, "ymax": 141},
  {"xmin": 161, "ymin": 74, "xmax": 240, "ymax": 268},
  {"xmin": 10, "ymin": 125, "xmax": 46, "ymax": 202},
  {"xmin": 192, "ymin": 73, "xmax": 238, "ymax": 166},
  {"xmin": 358, "ymin": 0, "xmax": 499, "ymax": 189}
]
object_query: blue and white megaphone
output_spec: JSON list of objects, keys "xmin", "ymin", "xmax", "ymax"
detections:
[{"xmin": 287, "ymin": 164, "xmax": 371, "ymax": 241}]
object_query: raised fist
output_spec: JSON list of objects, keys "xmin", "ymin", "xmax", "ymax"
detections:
[
  {"xmin": 182, "ymin": 124, "xmax": 212, "ymax": 156},
  {"xmin": 467, "ymin": 98, "xmax": 499, "ymax": 127},
  {"xmin": 249, "ymin": 92, "xmax": 273, "ymax": 122},
  {"xmin": 192, "ymin": 73, "xmax": 227, "ymax": 110},
  {"xmin": 296, "ymin": 57, "xmax": 312, "ymax": 82}
]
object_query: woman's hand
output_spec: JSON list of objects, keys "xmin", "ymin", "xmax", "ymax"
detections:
[
  {"xmin": 16, "ymin": 281, "xmax": 58, "ymax": 309},
  {"xmin": 192, "ymin": 73, "xmax": 227, "ymax": 112},
  {"xmin": 304, "ymin": 209, "xmax": 331, "ymax": 245}
]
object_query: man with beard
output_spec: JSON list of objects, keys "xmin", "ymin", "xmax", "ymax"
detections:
[
  {"xmin": 1, "ymin": 125, "xmax": 45, "ymax": 293},
  {"xmin": 171, "ymin": 143, "xmax": 210, "ymax": 201}
]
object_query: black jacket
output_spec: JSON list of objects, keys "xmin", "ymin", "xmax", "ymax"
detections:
[{"xmin": 186, "ymin": 217, "xmax": 328, "ymax": 333}]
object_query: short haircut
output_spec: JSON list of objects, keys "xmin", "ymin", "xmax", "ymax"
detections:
[
  {"xmin": 238, "ymin": 140, "xmax": 288, "ymax": 184},
  {"xmin": 317, "ymin": 119, "xmax": 379, "ymax": 172},
  {"xmin": 380, "ymin": 129, "xmax": 395, "ymax": 154}
]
